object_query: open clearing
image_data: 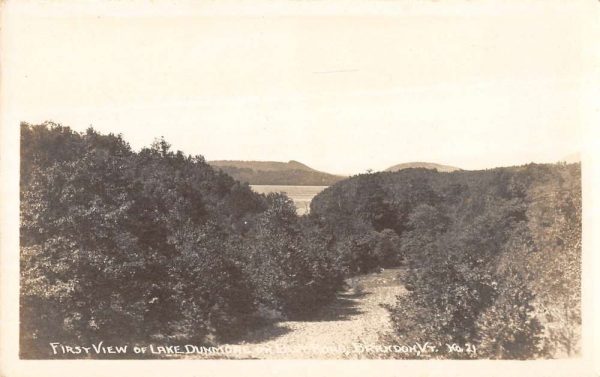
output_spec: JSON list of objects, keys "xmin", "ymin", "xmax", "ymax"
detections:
[{"xmin": 214, "ymin": 268, "xmax": 407, "ymax": 359}]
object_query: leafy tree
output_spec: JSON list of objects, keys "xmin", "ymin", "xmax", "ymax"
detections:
[
  {"xmin": 20, "ymin": 122, "xmax": 344, "ymax": 358},
  {"xmin": 311, "ymin": 163, "xmax": 580, "ymax": 359}
]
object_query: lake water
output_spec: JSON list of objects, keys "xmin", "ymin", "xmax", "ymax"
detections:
[{"xmin": 251, "ymin": 185, "xmax": 328, "ymax": 215}]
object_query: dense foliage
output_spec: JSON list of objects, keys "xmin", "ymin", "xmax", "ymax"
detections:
[
  {"xmin": 20, "ymin": 122, "xmax": 581, "ymax": 360},
  {"xmin": 20, "ymin": 122, "xmax": 344, "ymax": 358},
  {"xmin": 310, "ymin": 164, "xmax": 581, "ymax": 358},
  {"xmin": 208, "ymin": 164, "xmax": 344, "ymax": 186}
]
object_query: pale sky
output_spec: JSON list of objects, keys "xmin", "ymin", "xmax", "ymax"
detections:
[{"xmin": 1, "ymin": 0, "xmax": 596, "ymax": 175}]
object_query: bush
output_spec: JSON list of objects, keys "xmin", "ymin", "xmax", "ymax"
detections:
[
  {"xmin": 311, "ymin": 163, "xmax": 581, "ymax": 359},
  {"xmin": 243, "ymin": 193, "xmax": 344, "ymax": 318},
  {"xmin": 20, "ymin": 122, "xmax": 344, "ymax": 357}
]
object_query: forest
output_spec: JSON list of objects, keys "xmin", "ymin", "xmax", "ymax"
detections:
[
  {"xmin": 311, "ymin": 162, "xmax": 581, "ymax": 358},
  {"xmin": 207, "ymin": 160, "xmax": 344, "ymax": 186},
  {"xmin": 20, "ymin": 122, "xmax": 581, "ymax": 359}
]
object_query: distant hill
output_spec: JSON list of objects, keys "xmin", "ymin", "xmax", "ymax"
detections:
[
  {"xmin": 384, "ymin": 162, "xmax": 461, "ymax": 173},
  {"xmin": 209, "ymin": 160, "xmax": 346, "ymax": 186}
]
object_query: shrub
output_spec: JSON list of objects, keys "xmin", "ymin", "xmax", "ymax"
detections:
[
  {"xmin": 20, "ymin": 123, "xmax": 344, "ymax": 357},
  {"xmin": 311, "ymin": 163, "xmax": 580, "ymax": 359}
]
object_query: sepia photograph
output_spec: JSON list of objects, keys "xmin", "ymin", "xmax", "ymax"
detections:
[{"xmin": 1, "ymin": 0, "xmax": 599, "ymax": 376}]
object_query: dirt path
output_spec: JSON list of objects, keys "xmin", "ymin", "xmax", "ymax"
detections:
[{"xmin": 220, "ymin": 268, "xmax": 407, "ymax": 359}]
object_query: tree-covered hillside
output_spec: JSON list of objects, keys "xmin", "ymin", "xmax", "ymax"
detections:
[
  {"xmin": 20, "ymin": 122, "xmax": 581, "ymax": 360},
  {"xmin": 209, "ymin": 160, "xmax": 345, "ymax": 186},
  {"xmin": 310, "ymin": 164, "xmax": 581, "ymax": 358},
  {"xmin": 20, "ymin": 122, "xmax": 345, "ymax": 358},
  {"xmin": 384, "ymin": 161, "xmax": 460, "ymax": 173}
]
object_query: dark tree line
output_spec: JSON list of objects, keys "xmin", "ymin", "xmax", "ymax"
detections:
[
  {"xmin": 20, "ymin": 123, "xmax": 344, "ymax": 358},
  {"xmin": 20, "ymin": 122, "xmax": 581, "ymax": 359},
  {"xmin": 210, "ymin": 165, "xmax": 343, "ymax": 186},
  {"xmin": 310, "ymin": 163, "xmax": 581, "ymax": 358}
]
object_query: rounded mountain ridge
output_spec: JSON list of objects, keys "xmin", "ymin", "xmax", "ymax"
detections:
[{"xmin": 384, "ymin": 162, "xmax": 460, "ymax": 173}]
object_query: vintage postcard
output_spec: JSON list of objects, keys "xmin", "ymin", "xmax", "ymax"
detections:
[{"xmin": 1, "ymin": 0, "xmax": 599, "ymax": 376}]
